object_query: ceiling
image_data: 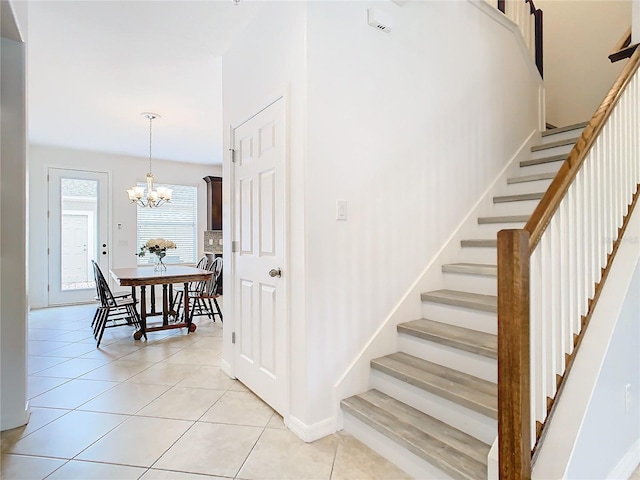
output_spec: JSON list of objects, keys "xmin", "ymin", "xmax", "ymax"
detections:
[{"xmin": 27, "ymin": 0, "xmax": 264, "ymax": 165}]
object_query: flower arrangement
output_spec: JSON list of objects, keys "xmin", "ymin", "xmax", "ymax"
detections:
[{"xmin": 138, "ymin": 239, "xmax": 176, "ymax": 270}]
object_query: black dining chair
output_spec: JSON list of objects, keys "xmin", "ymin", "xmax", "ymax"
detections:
[
  {"xmin": 188, "ymin": 256, "xmax": 223, "ymax": 323},
  {"xmin": 91, "ymin": 260, "xmax": 141, "ymax": 347},
  {"xmin": 170, "ymin": 255, "xmax": 210, "ymax": 321}
]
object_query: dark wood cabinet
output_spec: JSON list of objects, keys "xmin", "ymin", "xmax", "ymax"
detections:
[{"xmin": 203, "ymin": 176, "xmax": 222, "ymax": 231}]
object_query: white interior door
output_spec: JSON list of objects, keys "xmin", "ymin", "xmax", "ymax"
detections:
[
  {"xmin": 48, "ymin": 168, "xmax": 109, "ymax": 305},
  {"xmin": 232, "ymin": 97, "xmax": 287, "ymax": 414}
]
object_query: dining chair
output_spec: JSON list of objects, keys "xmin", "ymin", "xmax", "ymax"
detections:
[
  {"xmin": 189, "ymin": 256, "xmax": 223, "ymax": 323},
  {"xmin": 170, "ymin": 255, "xmax": 209, "ymax": 320},
  {"xmin": 91, "ymin": 260, "xmax": 141, "ymax": 347}
]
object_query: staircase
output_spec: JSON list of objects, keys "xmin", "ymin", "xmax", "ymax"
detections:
[{"xmin": 341, "ymin": 122, "xmax": 589, "ymax": 480}]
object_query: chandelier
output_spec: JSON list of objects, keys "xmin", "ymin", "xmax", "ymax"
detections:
[{"xmin": 126, "ymin": 112, "xmax": 172, "ymax": 208}]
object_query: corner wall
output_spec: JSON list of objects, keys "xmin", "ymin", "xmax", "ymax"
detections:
[
  {"xmin": 28, "ymin": 145, "xmax": 221, "ymax": 308},
  {"xmin": 1, "ymin": 0, "xmax": 29, "ymax": 430}
]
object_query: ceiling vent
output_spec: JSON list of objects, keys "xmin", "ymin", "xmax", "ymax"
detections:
[{"xmin": 367, "ymin": 7, "xmax": 393, "ymax": 33}]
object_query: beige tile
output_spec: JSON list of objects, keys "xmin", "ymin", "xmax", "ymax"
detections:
[
  {"xmin": 78, "ymin": 382, "xmax": 169, "ymax": 414},
  {"xmin": 141, "ymin": 469, "xmax": 227, "ymax": 480},
  {"xmin": 228, "ymin": 380, "xmax": 250, "ymax": 392},
  {"xmin": 137, "ymin": 386, "xmax": 224, "ymax": 421},
  {"xmin": 154, "ymin": 422, "xmax": 262, "ymax": 477},
  {"xmin": 28, "ymin": 328, "xmax": 68, "ymax": 341},
  {"xmin": 27, "ymin": 375, "xmax": 69, "ymax": 399},
  {"xmin": 331, "ymin": 433, "xmax": 412, "ymax": 480},
  {"xmin": 126, "ymin": 362, "xmax": 192, "ymax": 386},
  {"xmin": 47, "ymin": 460, "xmax": 146, "ymax": 479},
  {"xmin": 631, "ymin": 463, "xmax": 640, "ymax": 480},
  {"xmin": 0, "ymin": 453, "xmax": 66, "ymax": 480},
  {"xmin": 50, "ymin": 330, "xmax": 96, "ymax": 342},
  {"xmin": 200, "ymin": 390, "xmax": 273, "ymax": 427},
  {"xmin": 5, "ymin": 410, "xmax": 126, "ymax": 458},
  {"xmin": 32, "ymin": 357, "xmax": 109, "ymax": 379},
  {"xmin": 28, "ymin": 340, "xmax": 69, "ymax": 355},
  {"xmin": 266, "ymin": 412, "xmax": 286, "ymax": 429},
  {"xmin": 237, "ymin": 428, "xmax": 337, "ymax": 480},
  {"xmin": 28, "ymin": 355, "xmax": 71, "ymax": 374},
  {"xmin": 42, "ymin": 342, "xmax": 98, "ymax": 358},
  {"xmin": 29, "ymin": 378, "xmax": 117, "ymax": 409},
  {"xmin": 79, "ymin": 343, "xmax": 144, "ymax": 361},
  {"xmin": 1, "ymin": 407, "xmax": 70, "ymax": 452},
  {"xmin": 118, "ymin": 345, "xmax": 184, "ymax": 363},
  {"xmin": 164, "ymin": 347, "xmax": 221, "ymax": 366},
  {"xmin": 76, "ymin": 416, "xmax": 193, "ymax": 467},
  {"xmin": 79, "ymin": 360, "xmax": 155, "ymax": 382},
  {"xmin": 177, "ymin": 365, "xmax": 234, "ymax": 390}
]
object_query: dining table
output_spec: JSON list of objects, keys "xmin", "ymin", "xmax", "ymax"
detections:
[{"xmin": 110, "ymin": 265, "xmax": 212, "ymax": 340}]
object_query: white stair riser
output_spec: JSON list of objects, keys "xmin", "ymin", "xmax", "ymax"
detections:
[
  {"xmin": 476, "ymin": 222, "xmax": 527, "ymax": 237},
  {"xmin": 499, "ymin": 178, "xmax": 553, "ymax": 196},
  {"xmin": 398, "ymin": 333, "xmax": 497, "ymax": 383},
  {"xmin": 342, "ymin": 413, "xmax": 455, "ymax": 480},
  {"xmin": 540, "ymin": 130, "xmax": 584, "ymax": 144},
  {"xmin": 442, "ymin": 271, "xmax": 497, "ymax": 296},
  {"xmin": 371, "ymin": 369, "xmax": 497, "ymax": 444},
  {"xmin": 458, "ymin": 246, "xmax": 497, "ymax": 265},
  {"xmin": 420, "ymin": 302, "xmax": 497, "ymax": 334},
  {"xmin": 530, "ymin": 143, "xmax": 575, "ymax": 160},
  {"xmin": 489, "ymin": 198, "xmax": 541, "ymax": 217},
  {"xmin": 518, "ymin": 161, "xmax": 564, "ymax": 176}
]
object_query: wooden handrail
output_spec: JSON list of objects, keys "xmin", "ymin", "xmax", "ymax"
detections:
[{"xmin": 525, "ymin": 46, "xmax": 640, "ymax": 251}]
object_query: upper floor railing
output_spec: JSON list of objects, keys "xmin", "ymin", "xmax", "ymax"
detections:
[{"xmin": 493, "ymin": 0, "xmax": 543, "ymax": 77}]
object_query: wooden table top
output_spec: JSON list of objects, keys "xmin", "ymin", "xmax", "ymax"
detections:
[{"xmin": 110, "ymin": 266, "xmax": 212, "ymax": 287}]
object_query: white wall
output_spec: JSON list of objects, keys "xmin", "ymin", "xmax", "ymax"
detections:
[
  {"xmin": 1, "ymin": 0, "xmax": 30, "ymax": 430},
  {"xmin": 223, "ymin": 0, "xmax": 541, "ymax": 438},
  {"xmin": 28, "ymin": 145, "xmax": 221, "ymax": 308},
  {"xmin": 537, "ymin": 0, "xmax": 631, "ymax": 127},
  {"xmin": 567, "ymin": 260, "xmax": 640, "ymax": 479}
]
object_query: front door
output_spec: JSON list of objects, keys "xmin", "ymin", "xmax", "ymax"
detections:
[
  {"xmin": 232, "ymin": 97, "xmax": 287, "ymax": 414},
  {"xmin": 48, "ymin": 168, "xmax": 109, "ymax": 305}
]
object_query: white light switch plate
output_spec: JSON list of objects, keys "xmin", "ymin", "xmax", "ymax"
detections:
[{"xmin": 336, "ymin": 200, "xmax": 347, "ymax": 221}]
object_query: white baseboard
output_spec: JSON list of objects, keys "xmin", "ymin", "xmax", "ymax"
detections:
[
  {"xmin": 608, "ymin": 438, "xmax": 640, "ymax": 480},
  {"xmin": 0, "ymin": 402, "xmax": 30, "ymax": 432},
  {"xmin": 286, "ymin": 414, "xmax": 336, "ymax": 443},
  {"xmin": 220, "ymin": 358, "xmax": 235, "ymax": 379}
]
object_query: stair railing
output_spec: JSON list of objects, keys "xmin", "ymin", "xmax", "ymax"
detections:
[
  {"xmin": 497, "ymin": 47, "xmax": 640, "ymax": 479},
  {"xmin": 496, "ymin": 0, "xmax": 543, "ymax": 77}
]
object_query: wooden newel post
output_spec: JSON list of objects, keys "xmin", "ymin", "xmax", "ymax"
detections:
[{"xmin": 497, "ymin": 229, "xmax": 532, "ymax": 480}]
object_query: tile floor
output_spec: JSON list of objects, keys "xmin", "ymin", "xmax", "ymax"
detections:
[{"xmin": 1, "ymin": 303, "xmax": 412, "ymax": 480}]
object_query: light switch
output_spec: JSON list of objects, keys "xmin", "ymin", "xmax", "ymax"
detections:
[
  {"xmin": 336, "ymin": 200, "xmax": 348, "ymax": 221},
  {"xmin": 208, "ymin": 239, "xmax": 214, "ymax": 245}
]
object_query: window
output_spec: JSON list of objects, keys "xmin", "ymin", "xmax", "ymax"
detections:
[{"xmin": 136, "ymin": 183, "xmax": 197, "ymax": 265}]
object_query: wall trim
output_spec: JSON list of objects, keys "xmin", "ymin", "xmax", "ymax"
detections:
[
  {"xmin": 220, "ymin": 358, "xmax": 235, "ymax": 379},
  {"xmin": 608, "ymin": 438, "xmax": 640, "ymax": 480},
  {"xmin": 286, "ymin": 414, "xmax": 336, "ymax": 443}
]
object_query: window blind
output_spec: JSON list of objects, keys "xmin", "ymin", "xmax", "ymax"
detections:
[{"xmin": 136, "ymin": 183, "xmax": 197, "ymax": 265}]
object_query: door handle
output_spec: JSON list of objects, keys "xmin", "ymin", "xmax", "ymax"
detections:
[{"xmin": 268, "ymin": 268, "xmax": 282, "ymax": 278}]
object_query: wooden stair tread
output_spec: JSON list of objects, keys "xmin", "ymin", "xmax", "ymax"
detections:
[
  {"xmin": 341, "ymin": 389, "xmax": 490, "ymax": 480},
  {"xmin": 461, "ymin": 239, "xmax": 497, "ymax": 248},
  {"xmin": 421, "ymin": 289, "xmax": 497, "ymax": 313},
  {"xmin": 398, "ymin": 318, "xmax": 497, "ymax": 359},
  {"xmin": 477, "ymin": 214, "xmax": 529, "ymax": 224},
  {"xmin": 541, "ymin": 121, "xmax": 588, "ymax": 137},
  {"xmin": 520, "ymin": 153, "xmax": 566, "ymax": 167},
  {"xmin": 442, "ymin": 263, "xmax": 497, "ymax": 276},
  {"xmin": 493, "ymin": 192, "xmax": 544, "ymax": 203},
  {"xmin": 372, "ymin": 352, "xmax": 498, "ymax": 418},
  {"xmin": 531, "ymin": 136, "xmax": 580, "ymax": 151},
  {"xmin": 507, "ymin": 172, "xmax": 555, "ymax": 184}
]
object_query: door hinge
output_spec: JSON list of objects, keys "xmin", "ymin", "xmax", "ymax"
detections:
[
  {"xmin": 47, "ymin": 211, "xmax": 50, "ymax": 219},
  {"xmin": 47, "ymin": 284, "xmax": 50, "ymax": 292},
  {"xmin": 231, "ymin": 332, "xmax": 236, "ymax": 344},
  {"xmin": 229, "ymin": 148, "xmax": 236, "ymax": 163},
  {"xmin": 231, "ymin": 240, "xmax": 239, "ymax": 253},
  {"xmin": 47, "ymin": 248, "xmax": 50, "ymax": 255}
]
